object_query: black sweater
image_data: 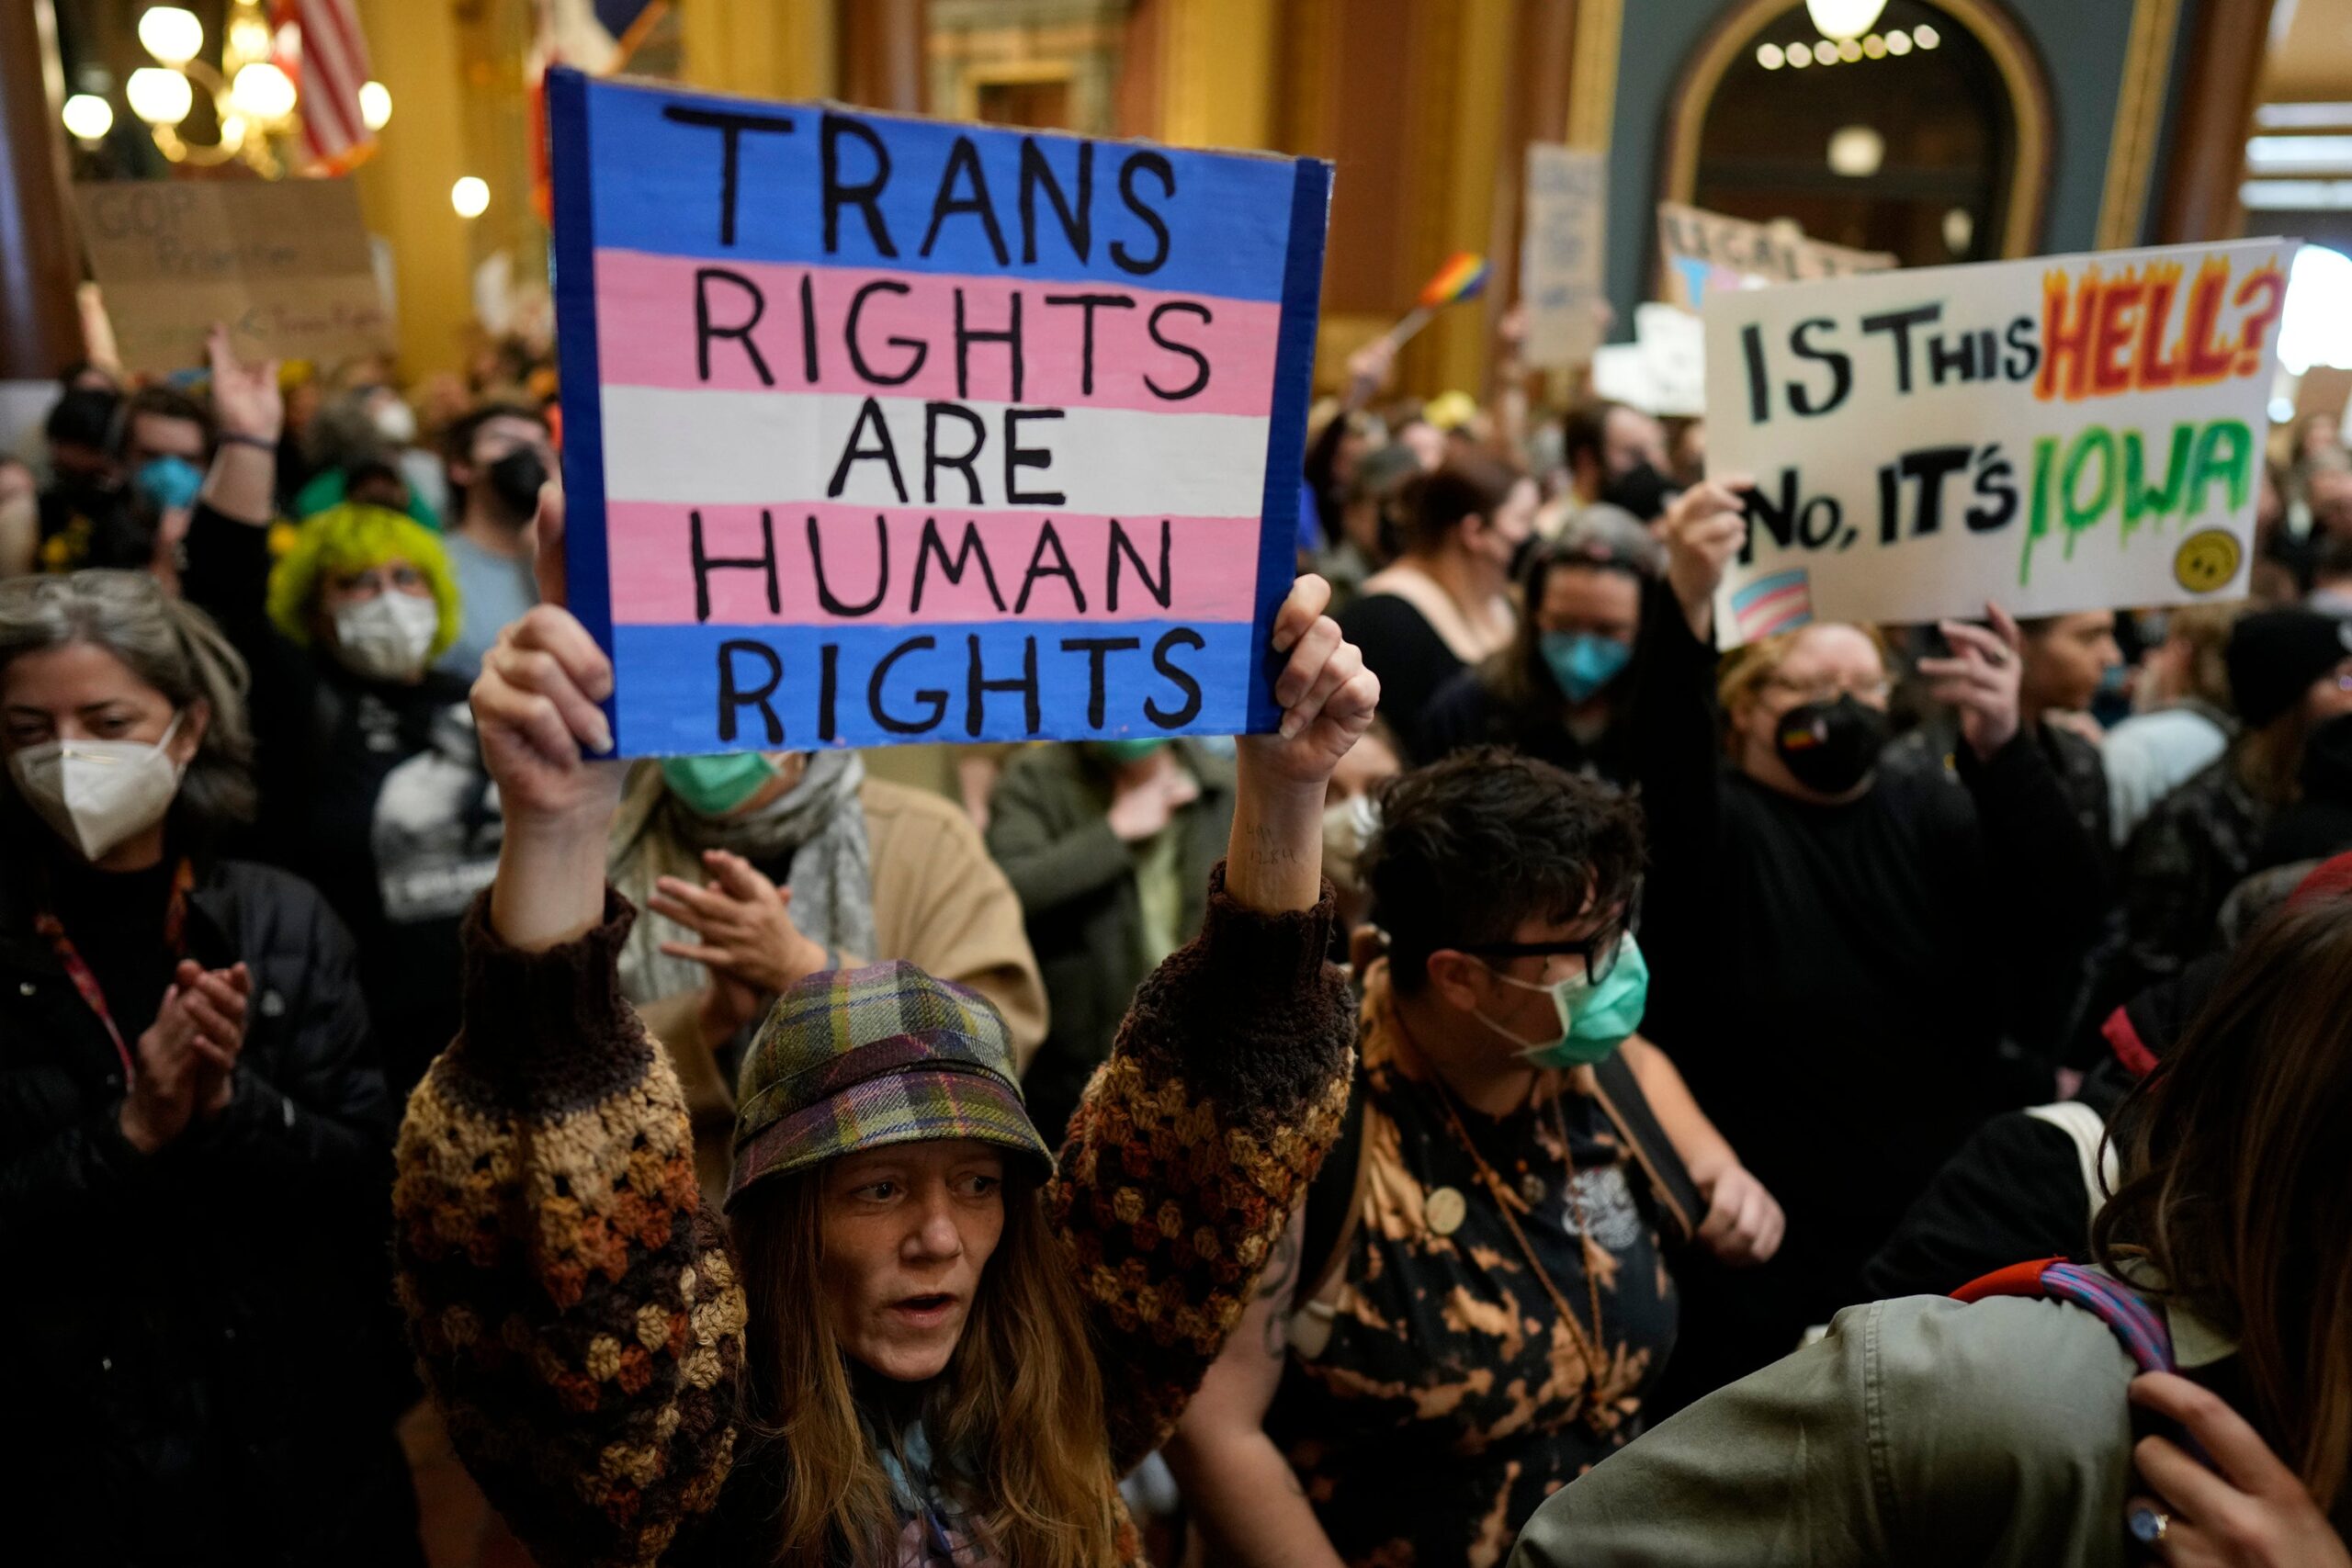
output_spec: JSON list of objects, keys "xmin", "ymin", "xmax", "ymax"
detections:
[{"xmin": 1630, "ymin": 581, "xmax": 2108, "ymax": 1273}]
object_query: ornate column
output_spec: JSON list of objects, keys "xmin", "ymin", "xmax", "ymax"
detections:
[{"xmin": 842, "ymin": 0, "xmax": 931, "ymax": 112}]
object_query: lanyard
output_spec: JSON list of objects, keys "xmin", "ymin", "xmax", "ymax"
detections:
[
  {"xmin": 1425, "ymin": 1073, "xmax": 1613, "ymax": 1415},
  {"xmin": 34, "ymin": 858, "xmax": 196, "ymax": 1082}
]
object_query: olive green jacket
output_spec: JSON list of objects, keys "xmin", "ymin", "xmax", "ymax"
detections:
[
  {"xmin": 1510, "ymin": 1291, "xmax": 2236, "ymax": 1568},
  {"xmin": 985, "ymin": 741, "xmax": 1235, "ymax": 1139}
]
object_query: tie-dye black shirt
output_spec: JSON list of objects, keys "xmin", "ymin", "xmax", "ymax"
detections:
[{"xmin": 1267, "ymin": 973, "xmax": 1678, "ymax": 1568}]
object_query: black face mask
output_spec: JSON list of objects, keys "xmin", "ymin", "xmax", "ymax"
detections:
[
  {"xmin": 485, "ymin": 448, "xmax": 548, "ymax": 520},
  {"xmin": 1772, "ymin": 695, "xmax": 1891, "ymax": 796},
  {"xmin": 1600, "ymin": 460, "xmax": 1675, "ymax": 522}
]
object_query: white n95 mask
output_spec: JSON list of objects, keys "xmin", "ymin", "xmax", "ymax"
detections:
[
  {"xmin": 10, "ymin": 713, "xmax": 187, "ymax": 862},
  {"xmin": 333, "ymin": 592, "xmax": 441, "ymax": 682}
]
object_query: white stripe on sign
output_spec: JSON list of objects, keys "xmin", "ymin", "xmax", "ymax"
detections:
[{"xmin": 596, "ymin": 387, "xmax": 1275, "ymax": 519}]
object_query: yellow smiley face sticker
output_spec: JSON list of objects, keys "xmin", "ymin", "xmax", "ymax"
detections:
[{"xmin": 2174, "ymin": 529, "xmax": 2243, "ymax": 594}]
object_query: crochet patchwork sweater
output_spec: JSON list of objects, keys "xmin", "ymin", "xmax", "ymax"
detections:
[{"xmin": 393, "ymin": 865, "xmax": 1354, "ymax": 1567}]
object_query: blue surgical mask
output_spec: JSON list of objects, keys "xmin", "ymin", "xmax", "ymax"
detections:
[
  {"xmin": 1473, "ymin": 932, "xmax": 1650, "ymax": 1068},
  {"xmin": 132, "ymin": 455, "xmax": 204, "ymax": 513},
  {"xmin": 1541, "ymin": 632, "xmax": 1633, "ymax": 704}
]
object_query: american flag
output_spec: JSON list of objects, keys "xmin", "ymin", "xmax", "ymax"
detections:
[{"xmin": 290, "ymin": 0, "xmax": 375, "ymax": 171}]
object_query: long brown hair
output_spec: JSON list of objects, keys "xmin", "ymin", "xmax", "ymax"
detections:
[
  {"xmin": 730, "ymin": 1161, "xmax": 1122, "ymax": 1567},
  {"xmin": 2094, "ymin": 889, "xmax": 2352, "ymax": 1516}
]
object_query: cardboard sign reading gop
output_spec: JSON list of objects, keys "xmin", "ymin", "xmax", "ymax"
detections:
[
  {"xmin": 547, "ymin": 69, "xmax": 1331, "ymax": 754},
  {"xmin": 1703, "ymin": 240, "xmax": 2292, "ymax": 646}
]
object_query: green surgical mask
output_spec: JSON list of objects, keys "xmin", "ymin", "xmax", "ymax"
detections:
[
  {"xmin": 1473, "ymin": 932, "xmax": 1651, "ymax": 1068},
  {"xmin": 1090, "ymin": 738, "xmax": 1169, "ymax": 764},
  {"xmin": 660, "ymin": 751, "xmax": 779, "ymax": 818}
]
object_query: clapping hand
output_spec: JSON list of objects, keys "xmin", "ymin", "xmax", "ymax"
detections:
[
  {"xmin": 650, "ymin": 849, "xmax": 829, "ymax": 999},
  {"xmin": 119, "ymin": 961, "xmax": 250, "ymax": 1153}
]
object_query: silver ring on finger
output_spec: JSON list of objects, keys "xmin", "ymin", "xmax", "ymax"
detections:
[{"xmin": 2129, "ymin": 1507, "xmax": 2171, "ymax": 1548}]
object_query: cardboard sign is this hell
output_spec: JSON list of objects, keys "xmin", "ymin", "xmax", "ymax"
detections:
[
  {"xmin": 1703, "ymin": 239, "xmax": 2294, "ymax": 647},
  {"xmin": 1657, "ymin": 200, "xmax": 1895, "ymax": 313},
  {"xmin": 548, "ymin": 69, "xmax": 1330, "ymax": 756},
  {"xmin": 74, "ymin": 180, "xmax": 393, "ymax": 374}
]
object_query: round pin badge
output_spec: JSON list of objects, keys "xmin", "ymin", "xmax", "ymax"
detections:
[{"xmin": 1425, "ymin": 1186, "xmax": 1468, "ymax": 1236}]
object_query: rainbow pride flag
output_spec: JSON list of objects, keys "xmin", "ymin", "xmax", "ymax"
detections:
[{"xmin": 1418, "ymin": 251, "xmax": 1491, "ymax": 310}]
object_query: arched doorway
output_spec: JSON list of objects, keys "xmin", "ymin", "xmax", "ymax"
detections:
[{"xmin": 1660, "ymin": 0, "xmax": 2052, "ymax": 268}]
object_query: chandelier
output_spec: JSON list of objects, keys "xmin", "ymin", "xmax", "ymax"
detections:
[{"xmin": 79, "ymin": 3, "xmax": 391, "ymax": 176}]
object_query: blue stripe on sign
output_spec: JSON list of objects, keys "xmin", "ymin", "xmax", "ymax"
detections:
[
  {"xmin": 574, "ymin": 71, "xmax": 1306, "ymax": 301},
  {"xmin": 549, "ymin": 67, "xmax": 617, "ymax": 734},
  {"xmin": 610, "ymin": 618, "xmax": 1254, "ymax": 755},
  {"xmin": 1246, "ymin": 155, "xmax": 1330, "ymax": 734}
]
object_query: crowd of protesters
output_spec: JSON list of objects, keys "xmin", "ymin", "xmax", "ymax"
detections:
[{"xmin": 3, "ymin": 282, "xmax": 2349, "ymax": 1568}]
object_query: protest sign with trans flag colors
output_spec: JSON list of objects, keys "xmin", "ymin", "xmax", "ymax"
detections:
[
  {"xmin": 547, "ymin": 68, "xmax": 1330, "ymax": 755},
  {"xmin": 1704, "ymin": 239, "xmax": 2291, "ymax": 647}
]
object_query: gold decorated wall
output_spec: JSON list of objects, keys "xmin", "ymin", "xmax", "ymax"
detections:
[{"xmin": 320, "ymin": 0, "xmax": 2274, "ymax": 392}]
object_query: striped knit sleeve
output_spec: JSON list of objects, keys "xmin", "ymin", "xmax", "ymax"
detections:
[
  {"xmin": 393, "ymin": 890, "xmax": 747, "ymax": 1568},
  {"xmin": 1048, "ymin": 863, "xmax": 1356, "ymax": 1473}
]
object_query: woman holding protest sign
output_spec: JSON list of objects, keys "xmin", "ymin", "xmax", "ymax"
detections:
[
  {"xmin": 1629, "ymin": 477, "xmax": 2106, "ymax": 1396},
  {"xmin": 391, "ymin": 487, "xmax": 1378, "ymax": 1568}
]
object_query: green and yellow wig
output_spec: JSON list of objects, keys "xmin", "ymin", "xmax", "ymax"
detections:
[{"xmin": 266, "ymin": 502, "xmax": 462, "ymax": 661}]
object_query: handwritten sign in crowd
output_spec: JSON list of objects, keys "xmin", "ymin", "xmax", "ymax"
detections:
[
  {"xmin": 547, "ymin": 69, "xmax": 1330, "ymax": 755},
  {"xmin": 1594, "ymin": 303, "xmax": 1705, "ymax": 418},
  {"xmin": 75, "ymin": 180, "xmax": 392, "ymax": 373},
  {"xmin": 1658, "ymin": 201, "xmax": 1894, "ymax": 313},
  {"xmin": 1704, "ymin": 239, "xmax": 2292, "ymax": 645},
  {"xmin": 1520, "ymin": 145, "xmax": 1606, "ymax": 369}
]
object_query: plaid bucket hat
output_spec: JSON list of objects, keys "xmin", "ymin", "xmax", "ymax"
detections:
[{"xmin": 724, "ymin": 960, "xmax": 1054, "ymax": 1211}]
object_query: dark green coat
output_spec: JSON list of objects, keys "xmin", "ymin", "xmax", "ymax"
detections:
[{"xmin": 986, "ymin": 742, "xmax": 1236, "ymax": 1144}]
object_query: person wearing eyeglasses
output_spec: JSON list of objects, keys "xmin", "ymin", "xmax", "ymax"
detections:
[
  {"xmin": 1165, "ymin": 749, "xmax": 1782, "ymax": 1568},
  {"xmin": 1419, "ymin": 508, "xmax": 1664, "ymax": 787},
  {"xmin": 1628, "ymin": 479, "xmax": 2108, "ymax": 1404}
]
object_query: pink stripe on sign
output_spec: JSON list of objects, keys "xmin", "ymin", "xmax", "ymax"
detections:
[
  {"xmin": 605, "ymin": 502, "xmax": 1263, "ymax": 626},
  {"xmin": 593, "ymin": 249, "xmax": 1282, "ymax": 419}
]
